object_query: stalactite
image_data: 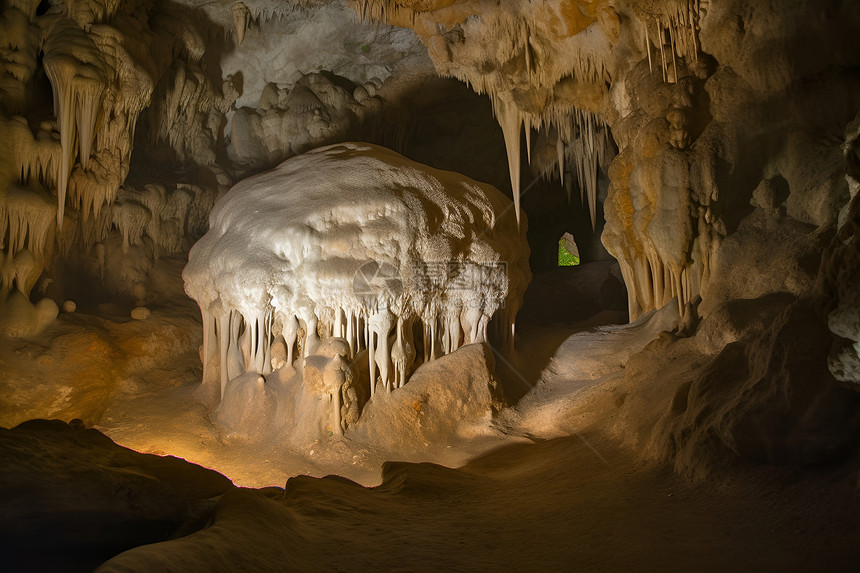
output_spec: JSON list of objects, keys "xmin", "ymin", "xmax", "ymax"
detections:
[
  {"xmin": 232, "ymin": 2, "xmax": 250, "ymax": 46},
  {"xmin": 359, "ymin": 2, "xmax": 629, "ymax": 242},
  {"xmin": 555, "ymin": 134, "xmax": 565, "ymax": 189},
  {"xmin": 283, "ymin": 312, "xmax": 299, "ymax": 367},
  {"xmin": 641, "ymin": 1, "xmax": 701, "ymax": 83},
  {"xmin": 391, "ymin": 316, "xmax": 414, "ymax": 389},
  {"xmin": 351, "ymin": 0, "xmax": 418, "ymax": 26},
  {"xmin": 21, "ymin": 5, "xmax": 154, "ymax": 258},
  {"xmin": 523, "ymin": 20, "xmax": 531, "ymax": 77},
  {"xmin": 201, "ymin": 304, "xmax": 217, "ymax": 384},
  {"xmin": 668, "ymin": 21, "xmax": 678, "ymax": 82},
  {"xmin": 1, "ymin": 186, "xmax": 56, "ymax": 259},
  {"xmin": 43, "ymin": 50, "xmax": 107, "ymax": 229},
  {"xmin": 226, "ymin": 311, "xmax": 243, "ymax": 382},
  {"xmin": 644, "ymin": 20, "xmax": 653, "ymax": 73},
  {"xmin": 493, "ymin": 96, "xmax": 523, "ymax": 226}
]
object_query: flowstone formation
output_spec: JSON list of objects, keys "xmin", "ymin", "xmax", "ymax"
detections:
[{"xmin": 184, "ymin": 142, "xmax": 529, "ymax": 431}]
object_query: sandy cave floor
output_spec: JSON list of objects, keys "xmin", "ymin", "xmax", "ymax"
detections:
[
  {"xmin": 2, "ymin": 262, "xmax": 859, "ymax": 569},
  {"xmin": 6, "ymin": 420, "xmax": 860, "ymax": 571}
]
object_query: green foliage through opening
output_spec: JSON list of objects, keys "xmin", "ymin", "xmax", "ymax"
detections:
[{"xmin": 558, "ymin": 237, "xmax": 580, "ymax": 266}]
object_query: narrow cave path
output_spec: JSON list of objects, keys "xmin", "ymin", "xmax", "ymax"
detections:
[{"xmin": 96, "ymin": 432, "xmax": 860, "ymax": 572}]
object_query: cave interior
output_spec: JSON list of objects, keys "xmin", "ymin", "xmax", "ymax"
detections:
[{"xmin": 1, "ymin": 0, "xmax": 860, "ymax": 570}]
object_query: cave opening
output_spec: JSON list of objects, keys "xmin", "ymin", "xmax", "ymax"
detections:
[{"xmin": 557, "ymin": 232, "xmax": 580, "ymax": 267}]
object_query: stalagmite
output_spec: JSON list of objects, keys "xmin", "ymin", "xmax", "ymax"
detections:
[{"xmin": 184, "ymin": 143, "xmax": 530, "ymax": 409}]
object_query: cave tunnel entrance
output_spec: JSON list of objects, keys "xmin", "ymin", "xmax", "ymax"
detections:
[
  {"xmin": 382, "ymin": 82, "xmax": 628, "ymax": 331},
  {"xmin": 517, "ymin": 150, "xmax": 628, "ymax": 330},
  {"xmin": 390, "ymin": 84, "xmax": 630, "ymax": 331},
  {"xmin": 389, "ymin": 76, "xmax": 510, "ymax": 194}
]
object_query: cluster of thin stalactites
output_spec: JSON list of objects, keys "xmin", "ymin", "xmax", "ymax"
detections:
[
  {"xmin": 351, "ymin": 0, "xmax": 702, "ymax": 229},
  {"xmin": 200, "ymin": 300, "xmax": 517, "ymax": 400}
]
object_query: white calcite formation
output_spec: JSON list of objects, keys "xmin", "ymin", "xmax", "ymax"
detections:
[
  {"xmin": 215, "ymin": 0, "xmax": 425, "ymax": 111},
  {"xmin": 0, "ymin": 0, "xmax": 435, "ymax": 306},
  {"xmin": 184, "ymin": 142, "xmax": 530, "ymax": 405}
]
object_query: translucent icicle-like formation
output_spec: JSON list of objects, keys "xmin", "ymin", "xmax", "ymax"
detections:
[
  {"xmin": 43, "ymin": 49, "xmax": 106, "ymax": 229},
  {"xmin": 184, "ymin": 143, "xmax": 530, "ymax": 405},
  {"xmin": 352, "ymin": 0, "xmax": 418, "ymax": 26},
  {"xmin": 1, "ymin": 186, "xmax": 56, "ymax": 259},
  {"xmin": 494, "ymin": 96, "xmax": 523, "ymax": 226},
  {"xmin": 501, "ymin": 103, "xmax": 611, "ymax": 229},
  {"xmin": 28, "ymin": 7, "xmax": 156, "ymax": 250}
]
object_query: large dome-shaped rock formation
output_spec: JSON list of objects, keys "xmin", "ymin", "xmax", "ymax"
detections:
[{"xmin": 183, "ymin": 142, "xmax": 530, "ymax": 428}]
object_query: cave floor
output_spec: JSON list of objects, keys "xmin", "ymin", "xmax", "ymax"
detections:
[
  {"xmin": 2, "ymin": 266, "xmax": 859, "ymax": 569},
  {"xmin": 96, "ymin": 431, "xmax": 860, "ymax": 571}
]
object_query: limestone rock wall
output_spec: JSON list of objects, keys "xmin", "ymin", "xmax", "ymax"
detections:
[{"xmin": 0, "ymin": 0, "xmax": 235, "ymax": 307}]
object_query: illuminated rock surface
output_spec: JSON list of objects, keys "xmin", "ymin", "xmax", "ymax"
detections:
[{"xmin": 0, "ymin": 0, "xmax": 860, "ymax": 569}]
